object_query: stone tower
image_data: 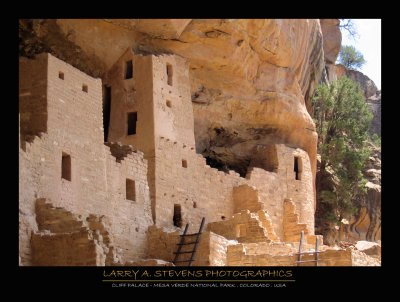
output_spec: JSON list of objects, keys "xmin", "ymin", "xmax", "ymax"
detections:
[{"xmin": 105, "ymin": 49, "xmax": 196, "ymax": 225}]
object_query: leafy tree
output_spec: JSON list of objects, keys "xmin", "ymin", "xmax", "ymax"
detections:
[
  {"xmin": 313, "ymin": 76, "xmax": 373, "ymax": 225},
  {"xmin": 338, "ymin": 45, "xmax": 366, "ymax": 70}
]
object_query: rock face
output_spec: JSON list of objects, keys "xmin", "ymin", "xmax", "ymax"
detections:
[
  {"xmin": 347, "ymin": 144, "xmax": 381, "ymax": 242},
  {"xmin": 336, "ymin": 67, "xmax": 381, "ymax": 242},
  {"xmin": 355, "ymin": 240, "xmax": 381, "ymax": 257},
  {"xmin": 320, "ymin": 19, "xmax": 341, "ymax": 87},
  {"xmin": 345, "ymin": 68, "xmax": 378, "ymax": 99},
  {"xmin": 320, "ymin": 19, "xmax": 341, "ymax": 64}
]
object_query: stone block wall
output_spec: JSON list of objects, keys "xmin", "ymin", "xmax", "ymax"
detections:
[
  {"xmin": 207, "ymin": 210, "xmax": 272, "ymax": 243},
  {"xmin": 147, "ymin": 226, "xmax": 234, "ymax": 266},
  {"xmin": 19, "ymin": 54, "xmax": 153, "ymax": 265},
  {"xmin": 31, "ymin": 230, "xmax": 101, "ymax": 266},
  {"xmin": 227, "ymin": 243, "xmax": 352, "ymax": 266},
  {"xmin": 246, "ymin": 144, "xmax": 314, "ymax": 239},
  {"xmin": 19, "ymin": 55, "xmax": 48, "ymax": 144},
  {"xmin": 104, "ymin": 52, "xmax": 155, "ymax": 156},
  {"xmin": 104, "ymin": 148, "xmax": 153, "ymax": 261},
  {"xmin": 233, "ymin": 185, "xmax": 262, "ymax": 213},
  {"xmin": 154, "ymin": 137, "xmax": 243, "ymax": 229},
  {"xmin": 151, "ymin": 55, "xmax": 195, "ymax": 148}
]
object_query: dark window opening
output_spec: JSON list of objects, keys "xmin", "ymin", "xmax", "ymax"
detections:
[
  {"xmin": 61, "ymin": 153, "xmax": 71, "ymax": 181},
  {"xmin": 294, "ymin": 156, "xmax": 302, "ymax": 180},
  {"xmin": 126, "ymin": 179, "xmax": 136, "ymax": 201},
  {"xmin": 59, "ymin": 72, "xmax": 64, "ymax": 80},
  {"xmin": 103, "ymin": 85, "xmax": 111, "ymax": 142},
  {"xmin": 127, "ymin": 112, "xmax": 137, "ymax": 135},
  {"xmin": 173, "ymin": 204, "xmax": 182, "ymax": 227},
  {"xmin": 82, "ymin": 84, "xmax": 88, "ymax": 93},
  {"xmin": 221, "ymin": 216, "xmax": 226, "ymax": 220},
  {"xmin": 182, "ymin": 159, "xmax": 187, "ymax": 168},
  {"xmin": 193, "ymin": 202, "xmax": 197, "ymax": 208},
  {"xmin": 166, "ymin": 100, "xmax": 172, "ymax": 108},
  {"xmin": 125, "ymin": 60, "xmax": 133, "ymax": 79},
  {"xmin": 166, "ymin": 64, "xmax": 173, "ymax": 86}
]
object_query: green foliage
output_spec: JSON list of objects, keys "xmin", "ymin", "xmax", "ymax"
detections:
[
  {"xmin": 313, "ymin": 76, "xmax": 373, "ymax": 222},
  {"xmin": 370, "ymin": 133, "xmax": 381, "ymax": 147},
  {"xmin": 338, "ymin": 45, "xmax": 366, "ymax": 70}
]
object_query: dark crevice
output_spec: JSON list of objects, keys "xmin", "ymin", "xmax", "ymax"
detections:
[{"xmin": 204, "ymin": 154, "xmax": 250, "ymax": 178}]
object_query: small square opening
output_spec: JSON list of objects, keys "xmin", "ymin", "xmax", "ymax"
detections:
[
  {"xmin": 182, "ymin": 159, "xmax": 187, "ymax": 168},
  {"xmin": 166, "ymin": 100, "xmax": 172, "ymax": 108},
  {"xmin": 126, "ymin": 179, "xmax": 136, "ymax": 201},
  {"xmin": 82, "ymin": 84, "xmax": 88, "ymax": 93},
  {"xmin": 61, "ymin": 153, "xmax": 71, "ymax": 181},
  {"xmin": 59, "ymin": 72, "xmax": 64, "ymax": 80}
]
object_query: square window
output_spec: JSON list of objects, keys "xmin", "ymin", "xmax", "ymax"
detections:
[{"xmin": 182, "ymin": 159, "xmax": 187, "ymax": 168}]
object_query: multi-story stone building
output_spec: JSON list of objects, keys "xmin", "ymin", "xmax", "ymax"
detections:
[{"xmin": 19, "ymin": 52, "xmax": 350, "ymax": 266}]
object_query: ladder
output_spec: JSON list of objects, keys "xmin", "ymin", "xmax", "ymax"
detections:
[
  {"xmin": 295, "ymin": 231, "xmax": 323, "ymax": 266},
  {"xmin": 173, "ymin": 217, "xmax": 205, "ymax": 266}
]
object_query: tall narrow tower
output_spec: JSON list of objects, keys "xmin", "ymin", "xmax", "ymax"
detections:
[{"xmin": 105, "ymin": 49, "xmax": 195, "ymax": 224}]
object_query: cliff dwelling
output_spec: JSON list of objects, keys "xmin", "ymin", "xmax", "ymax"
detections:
[{"xmin": 19, "ymin": 19, "xmax": 380, "ymax": 267}]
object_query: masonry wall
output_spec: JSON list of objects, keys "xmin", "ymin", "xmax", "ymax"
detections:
[
  {"xmin": 31, "ymin": 230, "xmax": 102, "ymax": 266},
  {"xmin": 151, "ymin": 55, "xmax": 195, "ymax": 147},
  {"xmin": 285, "ymin": 148, "xmax": 314, "ymax": 232},
  {"xmin": 246, "ymin": 144, "xmax": 315, "ymax": 238},
  {"xmin": 147, "ymin": 226, "xmax": 233, "ymax": 266},
  {"xmin": 227, "ymin": 243, "xmax": 352, "ymax": 266},
  {"xmin": 154, "ymin": 137, "xmax": 243, "ymax": 229},
  {"xmin": 19, "ymin": 54, "xmax": 153, "ymax": 265},
  {"xmin": 105, "ymin": 51, "xmax": 155, "ymax": 156},
  {"xmin": 19, "ymin": 56, "xmax": 48, "ymax": 143},
  {"xmin": 104, "ymin": 148, "xmax": 153, "ymax": 260}
]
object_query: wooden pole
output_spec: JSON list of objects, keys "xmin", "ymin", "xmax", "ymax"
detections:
[{"xmin": 297, "ymin": 231, "xmax": 304, "ymax": 266}]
